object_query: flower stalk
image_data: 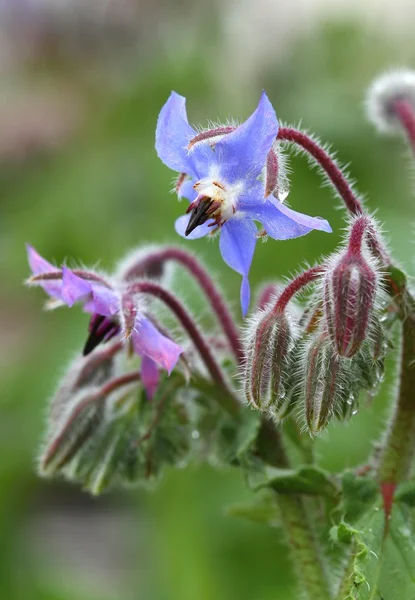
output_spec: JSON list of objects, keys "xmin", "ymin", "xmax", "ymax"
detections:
[
  {"xmin": 378, "ymin": 311, "xmax": 415, "ymax": 515},
  {"xmin": 123, "ymin": 246, "xmax": 243, "ymax": 363},
  {"xmin": 264, "ymin": 422, "xmax": 331, "ymax": 600},
  {"xmin": 126, "ymin": 280, "xmax": 240, "ymax": 415}
]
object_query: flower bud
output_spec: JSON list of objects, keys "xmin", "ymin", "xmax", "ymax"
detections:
[
  {"xmin": 366, "ymin": 69, "xmax": 415, "ymax": 134},
  {"xmin": 39, "ymin": 388, "xmax": 106, "ymax": 476},
  {"xmin": 324, "ymin": 222, "xmax": 380, "ymax": 358},
  {"xmin": 302, "ymin": 333, "xmax": 352, "ymax": 433},
  {"xmin": 243, "ymin": 310, "xmax": 293, "ymax": 412}
]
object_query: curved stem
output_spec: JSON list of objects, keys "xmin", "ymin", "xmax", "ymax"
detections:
[
  {"xmin": 126, "ymin": 280, "xmax": 240, "ymax": 415},
  {"xmin": 75, "ymin": 340, "xmax": 124, "ymax": 388},
  {"xmin": 97, "ymin": 372, "xmax": 141, "ymax": 398},
  {"xmin": 278, "ymin": 127, "xmax": 390, "ymax": 264},
  {"xmin": 393, "ymin": 98, "xmax": 415, "ymax": 154},
  {"xmin": 273, "ymin": 266, "xmax": 323, "ymax": 315},
  {"xmin": 256, "ymin": 283, "xmax": 279, "ymax": 310},
  {"xmin": 123, "ymin": 246, "xmax": 243, "ymax": 364},
  {"xmin": 278, "ymin": 126, "xmax": 363, "ymax": 216}
]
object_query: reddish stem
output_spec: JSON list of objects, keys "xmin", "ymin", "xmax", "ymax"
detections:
[
  {"xmin": 97, "ymin": 372, "xmax": 141, "ymax": 398},
  {"xmin": 273, "ymin": 266, "xmax": 324, "ymax": 315},
  {"xmin": 29, "ymin": 270, "xmax": 112, "ymax": 288},
  {"xmin": 278, "ymin": 127, "xmax": 364, "ymax": 216},
  {"xmin": 347, "ymin": 215, "xmax": 371, "ymax": 257},
  {"xmin": 257, "ymin": 284, "xmax": 279, "ymax": 310},
  {"xmin": 393, "ymin": 98, "xmax": 415, "ymax": 154},
  {"xmin": 277, "ymin": 127, "xmax": 390, "ymax": 264},
  {"xmin": 123, "ymin": 247, "xmax": 243, "ymax": 364},
  {"xmin": 75, "ymin": 340, "xmax": 124, "ymax": 388},
  {"xmin": 126, "ymin": 280, "xmax": 240, "ymax": 414}
]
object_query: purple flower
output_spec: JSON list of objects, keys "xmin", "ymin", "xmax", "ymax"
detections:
[
  {"xmin": 156, "ymin": 91, "xmax": 332, "ymax": 316},
  {"xmin": 27, "ymin": 245, "xmax": 183, "ymax": 398}
]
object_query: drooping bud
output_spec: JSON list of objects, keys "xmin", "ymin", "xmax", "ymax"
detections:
[
  {"xmin": 243, "ymin": 309, "xmax": 294, "ymax": 412},
  {"xmin": 39, "ymin": 389, "xmax": 106, "ymax": 475},
  {"xmin": 302, "ymin": 332, "xmax": 353, "ymax": 433},
  {"xmin": 323, "ymin": 216, "xmax": 380, "ymax": 358},
  {"xmin": 38, "ymin": 349, "xmax": 141, "ymax": 489},
  {"xmin": 366, "ymin": 69, "xmax": 415, "ymax": 135}
]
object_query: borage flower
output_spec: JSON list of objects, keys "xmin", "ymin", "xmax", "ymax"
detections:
[
  {"xmin": 26, "ymin": 245, "xmax": 183, "ymax": 398},
  {"xmin": 156, "ymin": 91, "xmax": 332, "ymax": 316}
]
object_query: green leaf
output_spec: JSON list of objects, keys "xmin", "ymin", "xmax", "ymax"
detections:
[
  {"xmin": 341, "ymin": 470, "xmax": 380, "ymax": 523},
  {"xmin": 331, "ymin": 504, "xmax": 415, "ymax": 599},
  {"xmin": 395, "ymin": 480, "xmax": 415, "ymax": 506},
  {"xmin": 388, "ymin": 504, "xmax": 415, "ymax": 583},
  {"xmin": 330, "ymin": 508, "xmax": 384, "ymax": 600},
  {"xmin": 226, "ymin": 491, "xmax": 280, "ymax": 527},
  {"xmin": 257, "ymin": 465, "xmax": 339, "ymax": 499},
  {"xmin": 386, "ymin": 264, "xmax": 407, "ymax": 291}
]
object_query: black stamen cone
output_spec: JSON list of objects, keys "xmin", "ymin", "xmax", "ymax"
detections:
[
  {"xmin": 83, "ymin": 315, "xmax": 112, "ymax": 356},
  {"xmin": 185, "ymin": 198, "xmax": 213, "ymax": 236}
]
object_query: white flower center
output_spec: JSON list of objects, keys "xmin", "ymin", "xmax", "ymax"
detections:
[{"xmin": 193, "ymin": 176, "xmax": 243, "ymax": 225}]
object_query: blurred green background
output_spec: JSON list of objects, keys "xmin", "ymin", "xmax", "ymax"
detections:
[{"xmin": 2, "ymin": 2, "xmax": 415, "ymax": 599}]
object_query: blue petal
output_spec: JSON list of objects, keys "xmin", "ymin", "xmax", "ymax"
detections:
[
  {"xmin": 214, "ymin": 91, "xmax": 279, "ymax": 183},
  {"xmin": 270, "ymin": 198, "xmax": 332, "ymax": 233},
  {"xmin": 61, "ymin": 268, "xmax": 92, "ymax": 307},
  {"xmin": 174, "ymin": 214, "xmax": 214, "ymax": 240},
  {"xmin": 140, "ymin": 356, "xmax": 160, "ymax": 400},
  {"xmin": 26, "ymin": 244, "xmax": 63, "ymax": 299},
  {"xmin": 178, "ymin": 178, "xmax": 197, "ymax": 202},
  {"xmin": 132, "ymin": 317, "xmax": 182, "ymax": 374},
  {"xmin": 155, "ymin": 92, "xmax": 197, "ymax": 176},
  {"xmin": 219, "ymin": 218, "xmax": 257, "ymax": 316},
  {"xmin": 243, "ymin": 198, "xmax": 331, "ymax": 240}
]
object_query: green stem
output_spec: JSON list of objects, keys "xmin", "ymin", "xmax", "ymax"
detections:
[
  {"xmin": 378, "ymin": 311, "xmax": 415, "ymax": 499},
  {"xmin": 334, "ymin": 543, "xmax": 355, "ymax": 600},
  {"xmin": 277, "ymin": 494, "xmax": 331, "ymax": 600},
  {"xmin": 258, "ymin": 419, "xmax": 331, "ymax": 600}
]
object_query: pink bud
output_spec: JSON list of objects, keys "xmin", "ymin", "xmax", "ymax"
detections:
[
  {"xmin": 324, "ymin": 217, "xmax": 380, "ymax": 358},
  {"xmin": 243, "ymin": 310, "xmax": 293, "ymax": 412}
]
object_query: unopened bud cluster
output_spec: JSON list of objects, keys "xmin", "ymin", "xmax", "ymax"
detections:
[{"xmin": 243, "ymin": 215, "xmax": 389, "ymax": 434}]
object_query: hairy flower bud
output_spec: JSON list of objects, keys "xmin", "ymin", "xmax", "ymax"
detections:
[
  {"xmin": 243, "ymin": 310, "xmax": 294, "ymax": 412},
  {"xmin": 302, "ymin": 333, "xmax": 353, "ymax": 433},
  {"xmin": 366, "ymin": 69, "xmax": 415, "ymax": 134},
  {"xmin": 38, "ymin": 346, "xmax": 141, "ymax": 490},
  {"xmin": 324, "ymin": 218, "xmax": 380, "ymax": 358}
]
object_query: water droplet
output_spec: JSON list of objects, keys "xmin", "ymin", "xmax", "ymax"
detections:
[
  {"xmin": 352, "ymin": 408, "xmax": 359, "ymax": 416},
  {"xmin": 399, "ymin": 526, "xmax": 411, "ymax": 538}
]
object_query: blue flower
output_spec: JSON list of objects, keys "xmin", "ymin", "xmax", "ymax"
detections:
[{"xmin": 156, "ymin": 91, "xmax": 332, "ymax": 316}]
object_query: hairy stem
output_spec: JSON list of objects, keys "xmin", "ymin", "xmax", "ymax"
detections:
[
  {"xmin": 258, "ymin": 419, "xmax": 331, "ymax": 600},
  {"xmin": 278, "ymin": 126, "xmax": 363, "ymax": 216},
  {"xmin": 277, "ymin": 495, "xmax": 331, "ymax": 600},
  {"xmin": 126, "ymin": 280, "xmax": 240, "ymax": 415},
  {"xmin": 393, "ymin": 98, "xmax": 415, "ymax": 155},
  {"xmin": 123, "ymin": 247, "xmax": 243, "ymax": 364},
  {"xmin": 256, "ymin": 283, "xmax": 279, "ymax": 310},
  {"xmin": 378, "ymin": 311, "xmax": 415, "ymax": 515},
  {"xmin": 278, "ymin": 127, "xmax": 389, "ymax": 264},
  {"xmin": 273, "ymin": 266, "xmax": 323, "ymax": 315}
]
